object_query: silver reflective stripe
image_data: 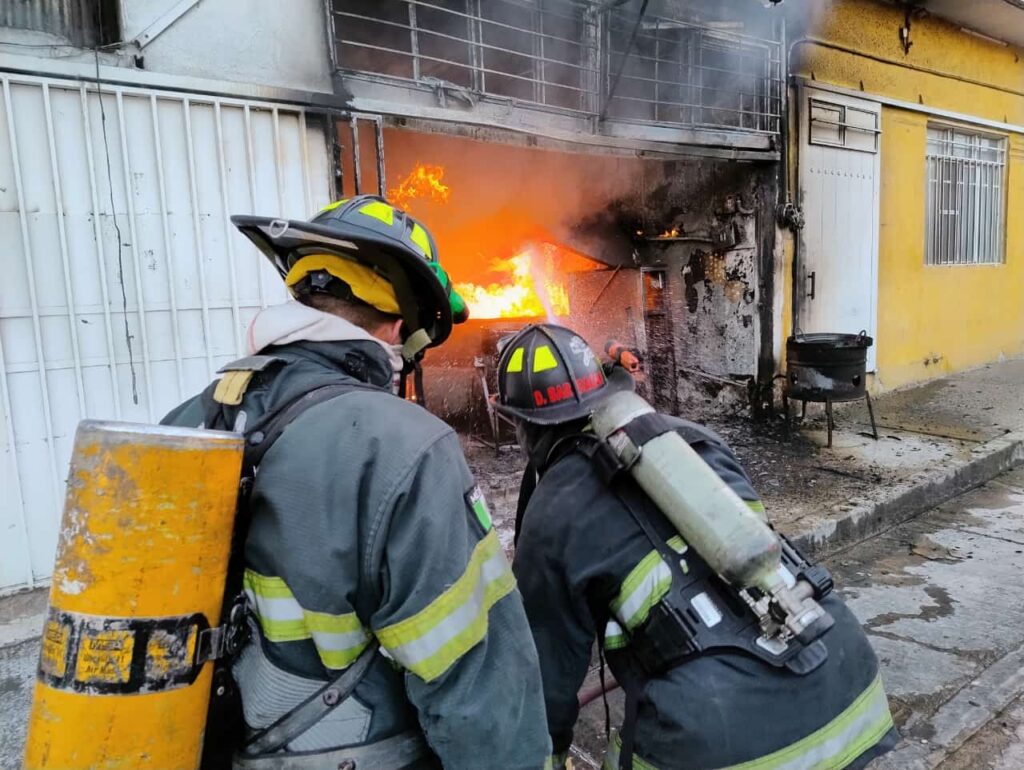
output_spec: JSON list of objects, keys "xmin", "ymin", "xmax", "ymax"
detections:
[
  {"xmin": 246, "ymin": 591, "xmax": 304, "ymax": 623},
  {"xmin": 605, "ymin": 619, "xmax": 628, "ymax": 650},
  {"xmin": 384, "ymin": 543, "xmax": 508, "ymax": 669},
  {"xmin": 615, "ymin": 559, "xmax": 672, "ymax": 631},
  {"xmin": 721, "ymin": 675, "xmax": 894, "ymax": 770},
  {"xmin": 243, "ymin": 570, "xmax": 371, "ymax": 667}
]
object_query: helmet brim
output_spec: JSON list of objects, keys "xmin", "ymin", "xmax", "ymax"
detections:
[
  {"xmin": 492, "ymin": 364, "xmax": 636, "ymax": 426},
  {"xmin": 231, "ymin": 215, "xmax": 455, "ymax": 348}
]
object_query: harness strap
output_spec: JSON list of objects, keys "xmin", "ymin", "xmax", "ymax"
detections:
[
  {"xmin": 513, "ymin": 462, "xmax": 537, "ymax": 547},
  {"xmin": 233, "ymin": 730, "xmax": 430, "ymax": 770}
]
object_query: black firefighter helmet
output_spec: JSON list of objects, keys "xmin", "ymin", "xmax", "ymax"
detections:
[
  {"xmin": 494, "ymin": 324, "xmax": 633, "ymax": 425},
  {"xmin": 231, "ymin": 195, "xmax": 468, "ymax": 360}
]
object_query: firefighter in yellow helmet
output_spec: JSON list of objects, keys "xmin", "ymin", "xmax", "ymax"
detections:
[{"xmin": 162, "ymin": 196, "xmax": 551, "ymax": 769}]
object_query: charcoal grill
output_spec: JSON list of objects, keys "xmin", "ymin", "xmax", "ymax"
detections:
[{"xmin": 782, "ymin": 331, "xmax": 878, "ymax": 448}]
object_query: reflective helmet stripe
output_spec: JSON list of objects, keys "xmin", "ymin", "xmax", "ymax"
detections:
[
  {"xmin": 506, "ymin": 347, "xmax": 525, "ymax": 373},
  {"xmin": 409, "ymin": 223, "xmax": 433, "ymax": 259},
  {"xmin": 318, "ymin": 198, "xmax": 349, "ymax": 214},
  {"xmin": 533, "ymin": 345, "xmax": 559, "ymax": 372},
  {"xmin": 357, "ymin": 199, "xmax": 395, "ymax": 225}
]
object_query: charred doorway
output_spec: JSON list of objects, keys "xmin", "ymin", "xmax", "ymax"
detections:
[{"xmin": 330, "ymin": 116, "xmax": 775, "ymax": 430}]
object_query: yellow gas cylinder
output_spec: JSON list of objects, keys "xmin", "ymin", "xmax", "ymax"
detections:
[{"xmin": 24, "ymin": 420, "xmax": 244, "ymax": 770}]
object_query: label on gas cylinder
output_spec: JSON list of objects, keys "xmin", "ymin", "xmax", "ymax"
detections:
[{"xmin": 36, "ymin": 607, "xmax": 208, "ymax": 695}]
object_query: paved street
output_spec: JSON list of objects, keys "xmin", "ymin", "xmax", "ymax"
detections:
[
  {"xmin": 835, "ymin": 466, "xmax": 1024, "ymax": 769},
  {"xmin": 4, "ymin": 467, "xmax": 1024, "ymax": 769}
]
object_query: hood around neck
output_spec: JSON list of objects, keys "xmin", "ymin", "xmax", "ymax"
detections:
[{"xmin": 247, "ymin": 300, "xmax": 403, "ymax": 373}]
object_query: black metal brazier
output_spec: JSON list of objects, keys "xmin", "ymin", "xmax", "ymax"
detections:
[
  {"xmin": 786, "ymin": 331, "xmax": 873, "ymax": 402},
  {"xmin": 783, "ymin": 331, "xmax": 877, "ymax": 447}
]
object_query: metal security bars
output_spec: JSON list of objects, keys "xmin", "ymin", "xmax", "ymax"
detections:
[
  {"xmin": 925, "ymin": 126, "xmax": 1007, "ymax": 266},
  {"xmin": 0, "ymin": 72, "xmax": 331, "ymax": 590},
  {"xmin": 0, "ymin": 0, "xmax": 120, "ymax": 48},
  {"xmin": 329, "ymin": 0, "xmax": 782, "ymax": 136},
  {"xmin": 602, "ymin": 7, "xmax": 781, "ymax": 133}
]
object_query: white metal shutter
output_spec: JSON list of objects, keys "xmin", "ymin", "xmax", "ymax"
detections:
[{"xmin": 0, "ymin": 72, "xmax": 331, "ymax": 592}]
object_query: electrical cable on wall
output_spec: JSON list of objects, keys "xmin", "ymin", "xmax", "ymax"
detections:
[{"xmin": 93, "ymin": 5, "xmax": 139, "ymax": 405}]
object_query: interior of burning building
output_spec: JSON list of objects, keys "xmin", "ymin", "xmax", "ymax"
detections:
[
  {"xmin": 329, "ymin": 0, "xmax": 784, "ymax": 433},
  {"xmin": 337, "ymin": 125, "xmax": 775, "ymax": 433}
]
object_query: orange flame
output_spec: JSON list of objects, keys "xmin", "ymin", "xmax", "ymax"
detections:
[
  {"xmin": 387, "ymin": 164, "xmax": 450, "ymax": 212},
  {"xmin": 391, "ymin": 161, "xmax": 583, "ymax": 319},
  {"xmin": 659, "ymin": 227, "xmax": 680, "ymax": 238},
  {"xmin": 455, "ymin": 244, "xmax": 570, "ymax": 320}
]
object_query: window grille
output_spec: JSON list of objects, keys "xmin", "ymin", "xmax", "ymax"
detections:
[
  {"xmin": 926, "ymin": 126, "xmax": 1006, "ymax": 266},
  {"xmin": 808, "ymin": 98, "xmax": 879, "ymax": 153},
  {"xmin": 329, "ymin": 0, "xmax": 782, "ymax": 136},
  {"xmin": 0, "ymin": 0, "xmax": 120, "ymax": 48}
]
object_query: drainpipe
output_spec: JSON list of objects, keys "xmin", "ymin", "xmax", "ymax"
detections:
[{"xmin": 755, "ymin": 13, "xmax": 789, "ymax": 419}]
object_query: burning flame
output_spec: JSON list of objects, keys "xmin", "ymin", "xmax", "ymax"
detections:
[
  {"xmin": 388, "ymin": 161, "xmax": 594, "ymax": 319},
  {"xmin": 455, "ymin": 245, "xmax": 570, "ymax": 321},
  {"xmin": 659, "ymin": 227, "xmax": 680, "ymax": 238},
  {"xmin": 387, "ymin": 164, "xmax": 450, "ymax": 212}
]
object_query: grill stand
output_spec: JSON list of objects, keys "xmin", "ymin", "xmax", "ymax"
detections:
[{"xmin": 783, "ymin": 391, "xmax": 879, "ymax": 448}]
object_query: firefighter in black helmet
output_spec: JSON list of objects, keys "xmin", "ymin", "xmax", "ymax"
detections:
[
  {"xmin": 496, "ymin": 323, "xmax": 898, "ymax": 770},
  {"xmin": 162, "ymin": 197, "xmax": 550, "ymax": 769}
]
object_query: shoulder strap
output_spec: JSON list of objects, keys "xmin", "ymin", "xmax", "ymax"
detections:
[{"xmin": 241, "ymin": 380, "xmax": 376, "ymax": 470}]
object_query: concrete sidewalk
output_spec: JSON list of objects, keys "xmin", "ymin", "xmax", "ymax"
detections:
[{"xmin": 753, "ymin": 357, "xmax": 1024, "ymax": 554}]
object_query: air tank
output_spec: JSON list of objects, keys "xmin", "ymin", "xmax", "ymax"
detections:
[{"xmin": 592, "ymin": 390, "xmax": 786, "ymax": 592}]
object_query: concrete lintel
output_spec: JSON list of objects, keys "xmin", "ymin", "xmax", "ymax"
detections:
[{"xmin": 386, "ymin": 116, "xmax": 780, "ymax": 162}]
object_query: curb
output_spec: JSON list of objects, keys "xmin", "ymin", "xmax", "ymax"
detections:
[{"xmin": 793, "ymin": 428, "xmax": 1024, "ymax": 556}]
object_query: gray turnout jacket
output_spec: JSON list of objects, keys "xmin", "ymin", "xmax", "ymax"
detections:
[
  {"xmin": 164, "ymin": 329, "xmax": 550, "ymax": 768},
  {"xmin": 513, "ymin": 416, "xmax": 898, "ymax": 770}
]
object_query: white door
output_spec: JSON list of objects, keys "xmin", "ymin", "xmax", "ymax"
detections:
[
  {"xmin": 0, "ymin": 71, "xmax": 332, "ymax": 592},
  {"xmin": 798, "ymin": 88, "xmax": 881, "ymax": 369}
]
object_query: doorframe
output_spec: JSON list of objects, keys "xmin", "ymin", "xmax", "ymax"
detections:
[{"xmin": 795, "ymin": 84, "xmax": 882, "ymax": 371}]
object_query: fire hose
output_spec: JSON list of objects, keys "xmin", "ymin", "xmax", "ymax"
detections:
[{"xmin": 577, "ymin": 674, "xmax": 620, "ymax": 708}]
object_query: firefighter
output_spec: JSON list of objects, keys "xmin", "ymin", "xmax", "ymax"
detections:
[
  {"xmin": 162, "ymin": 196, "xmax": 551, "ymax": 769},
  {"xmin": 495, "ymin": 323, "xmax": 899, "ymax": 770}
]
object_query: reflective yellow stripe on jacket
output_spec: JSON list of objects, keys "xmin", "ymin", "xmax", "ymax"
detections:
[
  {"xmin": 601, "ymin": 675, "xmax": 893, "ymax": 770},
  {"xmin": 604, "ymin": 500, "xmax": 762, "ymax": 650},
  {"xmin": 376, "ymin": 529, "xmax": 516, "ymax": 682},
  {"xmin": 243, "ymin": 570, "xmax": 372, "ymax": 670},
  {"xmin": 605, "ymin": 535, "xmax": 687, "ymax": 650},
  {"xmin": 721, "ymin": 674, "xmax": 893, "ymax": 770}
]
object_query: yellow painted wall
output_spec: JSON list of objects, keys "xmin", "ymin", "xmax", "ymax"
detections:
[{"xmin": 786, "ymin": 0, "xmax": 1024, "ymax": 389}]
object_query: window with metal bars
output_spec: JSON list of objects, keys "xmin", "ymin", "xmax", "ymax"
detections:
[
  {"xmin": 925, "ymin": 125, "xmax": 1007, "ymax": 266},
  {"xmin": 329, "ymin": 0, "xmax": 782, "ymax": 136},
  {"xmin": 0, "ymin": 0, "xmax": 120, "ymax": 48}
]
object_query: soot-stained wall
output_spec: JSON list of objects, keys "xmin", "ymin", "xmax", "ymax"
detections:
[{"xmin": 631, "ymin": 160, "xmax": 776, "ymax": 415}]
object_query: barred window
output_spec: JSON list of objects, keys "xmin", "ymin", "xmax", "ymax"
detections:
[
  {"xmin": 926, "ymin": 126, "xmax": 1006, "ymax": 266},
  {"xmin": 0, "ymin": 1, "xmax": 120, "ymax": 48}
]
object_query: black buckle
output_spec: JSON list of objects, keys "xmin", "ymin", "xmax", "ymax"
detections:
[
  {"xmin": 798, "ymin": 565, "xmax": 834, "ymax": 600},
  {"xmin": 626, "ymin": 602, "xmax": 699, "ymax": 677},
  {"xmin": 196, "ymin": 596, "xmax": 251, "ymax": 665}
]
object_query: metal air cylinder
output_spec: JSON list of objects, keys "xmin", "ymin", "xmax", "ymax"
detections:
[
  {"xmin": 23, "ymin": 420, "xmax": 243, "ymax": 770},
  {"xmin": 592, "ymin": 391, "xmax": 784, "ymax": 591}
]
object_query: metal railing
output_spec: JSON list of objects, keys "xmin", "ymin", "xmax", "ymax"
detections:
[
  {"xmin": 329, "ymin": 0, "xmax": 782, "ymax": 136},
  {"xmin": 925, "ymin": 126, "xmax": 1007, "ymax": 266}
]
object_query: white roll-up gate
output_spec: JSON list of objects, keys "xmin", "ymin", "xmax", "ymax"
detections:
[{"xmin": 0, "ymin": 71, "xmax": 333, "ymax": 592}]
